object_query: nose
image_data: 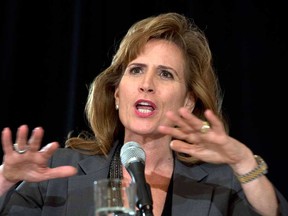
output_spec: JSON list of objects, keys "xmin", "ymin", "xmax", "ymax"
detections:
[
  {"xmin": 140, "ymin": 87, "xmax": 154, "ymax": 93},
  {"xmin": 139, "ymin": 71, "xmax": 155, "ymax": 93}
]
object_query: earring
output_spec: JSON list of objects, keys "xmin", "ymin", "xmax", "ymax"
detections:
[{"xmin": 115, "ymin": 104, "xmax": 119, "ymax": 110}]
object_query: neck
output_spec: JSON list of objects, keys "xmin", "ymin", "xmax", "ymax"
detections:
[{"xmin": 124, "ymin": 135, "xmax": 172, "ymax": 165}]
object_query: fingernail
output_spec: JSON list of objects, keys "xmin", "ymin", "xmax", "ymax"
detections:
[{"xmin": 39, "ymin": 143, "xmax": 52, "ymax": 152}]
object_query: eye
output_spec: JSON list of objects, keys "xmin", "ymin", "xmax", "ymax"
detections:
[
  {"xmin": 159, "ymin": 70, "xmax": 174, "ymax": 79},
  {"xmin": 129, "ymin": 66, "xmax": 142, "ymax": 75}
]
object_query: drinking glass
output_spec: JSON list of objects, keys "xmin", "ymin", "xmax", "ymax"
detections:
[{"xmin": 94, "ymin": 178, "xmax": 137, "ymax": 216}]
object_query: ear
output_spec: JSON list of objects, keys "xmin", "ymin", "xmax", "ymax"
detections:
[
  {"xmin": 184, "ymin": 93, "xmax": 195, "ymax": 112},
  {"xmin": 114, "ymin": 86, "xmax": 120, "ymax": 105}
]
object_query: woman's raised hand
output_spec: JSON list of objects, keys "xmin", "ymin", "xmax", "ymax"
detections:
[
  {"xmin": 1, "ymin": 125, "xmax": 77, "ymax": 184},
  {"xmin": 158, "ymin": 108, "xmax": 252, "ymax": 166}
]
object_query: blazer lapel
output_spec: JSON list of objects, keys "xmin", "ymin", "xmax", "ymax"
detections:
[
  {"xmin": 172, "ymin": 160, "xmax": 214, "ymax": 216},
  {"xmin": 65, "ymin": 146, "xmax": 116, "ymax": 216}
]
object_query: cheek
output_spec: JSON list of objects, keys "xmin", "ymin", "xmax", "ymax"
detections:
[
  {"xmin": 118, "ymin": 82, "xmax": 135, "ymax": 103},
  {"xmin": 163, "ymin": 87, "xmax": 187, "ymax": 107}
]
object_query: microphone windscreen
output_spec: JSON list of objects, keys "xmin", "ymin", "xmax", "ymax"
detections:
[{"xmin": 120, "ymin": 141, "xmax": 146, "ymax": 168}]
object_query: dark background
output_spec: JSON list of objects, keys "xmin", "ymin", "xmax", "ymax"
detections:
[{"xmin": 1, "ymin": 0, "xmax": 287, "ymax": 200}]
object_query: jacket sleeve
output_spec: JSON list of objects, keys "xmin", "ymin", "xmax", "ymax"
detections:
[
  {"xmin": 0, "ymin": 180, "xmax": 44, "ymax": 216},
  {"xmin": 275, "ymin": 189, "xmax": 288, "ymax": 215}
]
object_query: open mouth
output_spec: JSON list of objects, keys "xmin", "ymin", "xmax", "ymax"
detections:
[{"xmin": 135, "ymin": 101, "xmax": 156, "ymax": 114}]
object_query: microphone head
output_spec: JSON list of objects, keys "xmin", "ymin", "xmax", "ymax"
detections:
[{"xmin": 120, "ymin": 141, "xmax": 146, "ymax": 168}]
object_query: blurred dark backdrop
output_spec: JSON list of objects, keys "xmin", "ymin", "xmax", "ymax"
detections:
[{"xmin": 1, "ymin": 0, "xmax": 287, "ymax": 199}]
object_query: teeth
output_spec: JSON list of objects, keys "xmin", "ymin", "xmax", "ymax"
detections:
[
  {"xmin": 138, "ymin": 108, "xmax": 152, "ymax": 113},
  {"xmin": 138, "ymin": 102, "xmax": 151, "ymax": 106}
]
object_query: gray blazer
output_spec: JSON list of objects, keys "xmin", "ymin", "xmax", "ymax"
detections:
[{"xmin": 1, "ymin": 141, "xmax": 288, "ymax": 216}]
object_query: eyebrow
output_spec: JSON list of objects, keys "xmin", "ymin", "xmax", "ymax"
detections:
[{"xmin": 127, "ymin": 63, "xmax": 145, "ymax": 68}]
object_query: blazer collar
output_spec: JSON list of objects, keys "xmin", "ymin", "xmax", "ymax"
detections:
[{"xmin": 65, "ymin": 142, "xmax": 215, "ymax": 216}]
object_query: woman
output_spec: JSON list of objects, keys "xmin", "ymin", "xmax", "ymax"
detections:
[{"xmin": 0, "ymin": 12, "xmax": 287, "ymax": 216}]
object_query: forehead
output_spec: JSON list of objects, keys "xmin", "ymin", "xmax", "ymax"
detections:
[{"xmin": 134, "ymin": 39, "xmax": 185, "ymax": 71}]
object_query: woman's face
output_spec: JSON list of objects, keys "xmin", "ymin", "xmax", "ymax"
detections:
[{"xmin": 114, "ymin": 39, "xmax": 194, "ymax": 137}]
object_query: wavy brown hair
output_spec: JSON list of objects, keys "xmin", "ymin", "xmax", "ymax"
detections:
[{"xmin": 65, "ymin": 12, "xmax": 227, "ymax": 164}]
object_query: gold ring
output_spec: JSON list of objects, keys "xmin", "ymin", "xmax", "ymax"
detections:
[
  {"xmin": 13, "ymin": 143, "xmax": 29, "ymax": 154},
  {"xmin": 200, "ymin": 121, "xmax": 210, "ymax": 133}
]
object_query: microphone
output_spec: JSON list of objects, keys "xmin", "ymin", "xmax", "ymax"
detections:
[{"xmin": 120, "ymin": 141, "xmax": 154, "ymax": 216}]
